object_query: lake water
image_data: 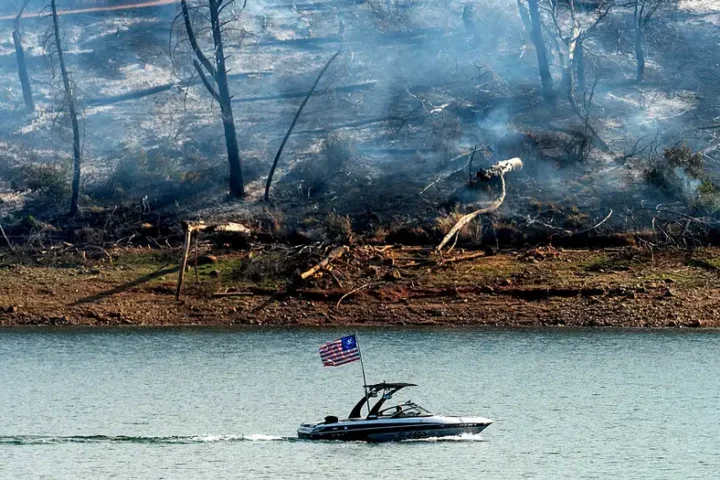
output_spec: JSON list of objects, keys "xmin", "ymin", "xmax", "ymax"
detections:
[{"xmin": 1, "ymin": 327, "xmax": 719, "ymax": 479}]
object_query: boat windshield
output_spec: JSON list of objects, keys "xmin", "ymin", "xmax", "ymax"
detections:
[{"xmin": 377, "ymin": 402, "xmax": 432, "ymax": 418}]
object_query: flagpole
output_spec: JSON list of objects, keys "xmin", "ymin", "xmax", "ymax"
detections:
[{"xmin": 354, "ymin": 331, "xmax": 370, "ymax": 416}]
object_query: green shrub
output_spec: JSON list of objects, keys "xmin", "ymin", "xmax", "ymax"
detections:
[
  {"xmin": 292, "ymin": 133, "xmax": 355, "ymax": 196},
  {"xmin": 696, "ymin": 179, "xmax": 720, "ymax": 212},
  {"xmin": 325, "ymin": 212, "xmax": 354, "ymax": 244},
  {"xmin": 110, "ymin": 147, "xmax": 181, "ymax": 192},
  {"xmin": 664, "ymin": 144, "xmax": 703, "ymax": 177},
  {"xmin": 366, "ymin": 0, "xmax": 419, "ymax": 32},
  {"xmin": 644, "ymin": 144, "xmax": 719, "ymax": 211},
  {"xmin": 11, "ymin": 163, "xmax": 70, "ymax": 201},
  {"xmin": 20, "ymin": 215, "xmax": 43, "ymax": 232}
]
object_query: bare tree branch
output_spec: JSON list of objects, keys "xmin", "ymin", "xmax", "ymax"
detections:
[
  {"xmin": 181, "ymin": 0, "xmax": 216, "ymax": 77},
  {"xmin": 193, "ymin": 59, "xmax": 221, "ymax": 102}
]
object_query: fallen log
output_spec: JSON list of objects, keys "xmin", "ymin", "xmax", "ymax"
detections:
[
  {"xmin": 182, "ymin": 221, "xmax": 251, "ymax": 235},
  {"xmin": 213, "ymin": 291, "xmax": 254, "ymax": 297},
  {"xmin": 86, "ymin": 72, "xmax": 272, "ymax": 107},
  {"xmin": 299, "ymin": 246, "xmax": 348, "ymax": 281},
  {"xmin": 442, "ymin": 251, "xmax": 486, "ymax": 264},
  {"xmin": 437, "ymin": 157, "xmax": 523, "ymax": 252}
]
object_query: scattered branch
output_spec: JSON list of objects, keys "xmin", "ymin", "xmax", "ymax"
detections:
[
  {"xmin": 336, "ymin": 283, "xmax": 371, "ymax": 308},
  {"xmin": 299, "ymin": 246, "xmax": 349, "ymax": 281}
]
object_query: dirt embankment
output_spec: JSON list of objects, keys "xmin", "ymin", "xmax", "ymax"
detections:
[{"xmin": 1, "ymin": 244, "xmax": 719, "ymax": 328}]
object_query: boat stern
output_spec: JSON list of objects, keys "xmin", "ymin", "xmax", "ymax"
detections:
[{"xmin": 297, "ymin": 423, "xmax": 318, "ymax": 439}]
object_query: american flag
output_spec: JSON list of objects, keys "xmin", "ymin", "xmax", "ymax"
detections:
[{"xmin": 319, "ymin": 335, "xmax": 361, "ymax": 367}]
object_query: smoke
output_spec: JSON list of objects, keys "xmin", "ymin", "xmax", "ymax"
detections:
[{"xmin": 0, "ymin": 0, "xmax": 718, "ymax": 225}]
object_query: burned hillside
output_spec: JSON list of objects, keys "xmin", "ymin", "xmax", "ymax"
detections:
[{"xmin": 0, "ymin": 0, "xmax": 719, "ymax": 250}]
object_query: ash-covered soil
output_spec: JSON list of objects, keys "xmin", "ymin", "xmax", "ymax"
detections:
[{"xmin": 0, "ymin": 0, "xmax": 718, "ymax": 229}]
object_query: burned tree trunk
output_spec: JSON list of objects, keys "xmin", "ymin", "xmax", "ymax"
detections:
[
  {"xmin": 526, "ymin": 0, "xmax": 555, "ymax": 102},
  {"xmin": 633, "ymin": 0, "xmax": 664, "ymax": 83},
  {"xmin": 208, "ymin": 0, "xmax": 244, "ymax": 197},
  {"xmin": 12, "ymin": 32, "xmax": 33, "ymax": 111},
  {"xmin": 51, "ymin": 0, "xmax": 82, "ymax": 216},
  {"xmin": 575, "ymin": 36, "xmax": 585, "ymax": 93},
  {"xmin": 565, "ymin": 22, "xmax": 583, "ymax": 111},
  {"xmin": 516, "ymin": 0, "xmax": 532, "ymax": 34},
  {"xmin": 180, "ymin": 0, "xmax": 245, "ymax": 197},
  {"xmin": 13, "ymin": 0, "xmax": 34, "ymax": 112},
  {"xmin": 634, "ymin": 31, "xmax": 645, "ymax": 83},
  {"xmin": 544, "ymin": 0, "xmax": 612, "ymax": 100},
  {"xmin": 634, "ymin": 13, "xmax": 645, "ymax": 83},
  {"xmin": 0, "ymin": 220, "xmax": 14, "ymax": 252}
]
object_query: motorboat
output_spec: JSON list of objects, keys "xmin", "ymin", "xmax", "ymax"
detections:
[{"xmin": 297, "ymin": 382, "xmax": 492, "ymax": 441}]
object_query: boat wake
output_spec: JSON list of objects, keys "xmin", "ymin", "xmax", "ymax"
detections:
[
  {"xmin": 1, "ymin": 432, "xmax": 486, "ymax": 446},
  {"xmin": 0, "ymin": 434, "xmax": 293, "ymax": 445},
  {"xmin": 403, "ymin": 433, "xmax": 487, "ymax": 443}
]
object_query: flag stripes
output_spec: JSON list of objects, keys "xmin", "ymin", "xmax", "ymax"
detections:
[{"xmin": 319, "ymin": 335, "xmax": 361, "ymax": 367}]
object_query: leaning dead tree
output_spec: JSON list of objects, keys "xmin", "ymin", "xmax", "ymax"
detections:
[
  {"xmin": 0, "ymin": 220, "xmax": 14, "ymax": 252},
  {"xmin": 176, "ymin": 220, "xmax": 251, "ymax": 299},
  {"xmin": 178, "ymin": 0, "xmax": 245, "ymax": 197},
  {"xmin": 437, "ymin": 158, "xmax": 523, "ymax": 252},
  {"xmin": 13, "ymin": 0, "xmax": 34, "ymax": 111},
  {"xmin": 47, "ymin": 0, "xmax": 83, "ymax": 216},
  {"xmin": 263, "ymin": 45, "xmax": 343, "ymax": 202}
]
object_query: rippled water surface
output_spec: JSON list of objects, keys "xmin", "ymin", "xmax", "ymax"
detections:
[{"xmin": 1, "ymin": 327, "xmax": 719, "ymax": 479}]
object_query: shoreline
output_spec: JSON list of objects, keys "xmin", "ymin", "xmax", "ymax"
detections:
[
  {"xmin": 2, "ymin": 324, "xmax": 719, "ymax": 331},
  {"xmin": 2, "ymin": 245, "xmax": 719, "ymax": 328}
]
